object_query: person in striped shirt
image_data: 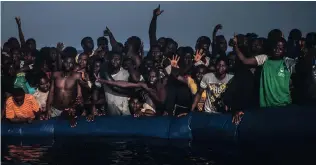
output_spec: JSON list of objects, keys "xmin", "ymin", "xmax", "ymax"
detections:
[{"xmin": 5, "ymin": 88, "xmax": 42, "ymax": 123}]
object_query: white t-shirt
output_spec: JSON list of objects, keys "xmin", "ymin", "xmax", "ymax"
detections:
[
  {"xmin": 103, "ymin": 68, "xmax": 131, "ymax": 116},
  {"xmin": 200, "ymin": 73, "xmax": 233, "ymax": 113}
]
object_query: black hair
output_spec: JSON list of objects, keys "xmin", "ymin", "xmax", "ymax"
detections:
[
  {"xmin": 97, "ymin": 37, "xmax": 109, "ymax": 45},
  {"xmin": 268, "ymin": 29, "xmax": 283, "ymax": 41},
  {"xmin": 183, "ymin": 46, "xmax": 194, "ymax": 56},
  {"xmin": 63, "ymin": 46, "xmax": 78, "ymax": 59},
  {"xmin": 35, "ymin": 71, "xmax": 49, "ymax": 85},
  {"xmin": 81, "ymin": 37, "xmax": 93, "ymax": 46},
  {"xmin": 8, "ymin": 37, "xmax": 20, "ymax": 47},
  {"xmin": 306, "ymin": 32, "xmax": 316, "ymax": 49},
  {"xmin": 129, "ymin": 92, "xmax": 145, "ymax": 104},
  {"xmin": 289, "ymin": 29, "xmax": 302, "ymax": 41},
  {"xmin": 10, "ymin": 48, "xmax": 20, "ymax": 54},
  {"xmin": 166, "ymin": 38, "xmax": 179, "ymax": 49},
  {"xmin": 26, "ymin": 38, "xmax": 36, "ymax": 45},
  {"xmin": 215, "ymin": 55, "xmax": 229, "ymax": 66},
  {"xmin": 176, "ymin": 47, "xmax": 185, "ymax": 57},
  {"xmin": 12, "ymin": 88, "xmax": 25, "ymax": 97},
  {"xmin": 192, "ymin": 65, "xmax": 208, "ymax": 79},
  {"xmin": 196, "ymin": 36, "xmax": 211, "ymax": 46},
  {"xmin": 126, "ymin": 36, "xmax": 141, "ymax": 52},
  {"xmin": 216, "ymin": 35, "xmax": 226, "ymax": 42},
  {"xmin": 3, "ymin": 42, "xmax": 10, "ymax": 48},
  {"xmin": 149, "ymin": 44, "xmax": 162, "ymax": 52}
]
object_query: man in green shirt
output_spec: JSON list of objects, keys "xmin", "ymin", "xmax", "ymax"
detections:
[{"xmin": 234, "ymin": 36, "xmax": 296, "ymax": 107}]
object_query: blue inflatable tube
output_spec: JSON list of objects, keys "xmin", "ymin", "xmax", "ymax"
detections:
[{"xmin": 2, "ymin": 105, "xmax": 316, "ymax": 148}]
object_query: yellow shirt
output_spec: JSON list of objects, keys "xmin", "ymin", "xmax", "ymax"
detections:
[
  {"xmin": 6, "ymin": 94, "xmax": 40, "ymax": 119},
  {"xmin": 187, "ymin": 76, "xmax": 207, "ymax": 111}
]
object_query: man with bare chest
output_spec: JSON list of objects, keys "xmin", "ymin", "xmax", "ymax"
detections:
[{"xmin": 46, "ymin": 56, "xmax": 83, "ymax": 127}]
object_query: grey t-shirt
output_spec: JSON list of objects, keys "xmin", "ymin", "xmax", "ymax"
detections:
[
  {"xmin": 103, "ymin": 68, "xmax": 131, "ymax": 116},
  {"xmin": 200, "ymin": 73, "xmax": 234, "ymax": 113}
]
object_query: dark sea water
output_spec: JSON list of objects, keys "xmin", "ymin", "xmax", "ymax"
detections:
[
  {"xmin": 2, "ymin": 136, "xmax": 316, "ymax": 165},
  {"xmin": 2, "ymin": 137, "xmax": 232, "ymax": 165}
]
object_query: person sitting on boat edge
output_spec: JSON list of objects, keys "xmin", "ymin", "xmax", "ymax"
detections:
[{"xmin": 5, "ymin": 87, "xmax": 44, "ymax": 123}]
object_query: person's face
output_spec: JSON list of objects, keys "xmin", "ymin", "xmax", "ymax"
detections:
[
  {"xmin": 129, "ymin": 98, "xmax": 142, "ymax": 112},
  {"xmin": 111, "ymin": 54, "xmax": 121, "ymax": 69},
  {"xmin": 27, "ymin": 41, "xmax": 36, "ymax": 50},
  {"xmin": 148, "ymin": 70, "xmax": 158, "ymax": 85},
  {"xmin": 13, "ymin": 95, "xmax": 25, "ymax": 106},
  {"xmin": 151, "ymin": 47, "xmax": 163, "ymax": 62},
  {"xmin": 78, "ymin": 54, "xmax": 88, "ymax": 69},
  {"xmin": 165, "ymin": 43, "xmax": 177, "ymax": 54},
  {"xmin": 195, "ymin": 67, "xmax": 206, "ymax": 82},
  {"xmin": 62, "ymin": 57, "xmax": 75, "ymax": 71},
  {"xmin": 216, "ymin": 60, "xmax": 228, "ymax": 75},
  {"xmin": 50, "ymin": 49, "xmax": 57, "ymax": 61},
  {"xmin": 184, "ymin": 53, "xmax": 193, "ymax": 65},
  {"xmin": 12, "ymin": 50, "xmax": 21, "ymax": 62},
  {"xmin": 273, "ymin": 41, "xmax": 285, "ymax": 58},
  {"xmin": 218, "ymin": 38, "xmax": 227, "ymax": 53},
  {"xmin": 38, "ymin": 78, "xmax": 50, "ymax": 93},
  {"xmin": 83, "ymin": 39, "xmax": 94, "ymax": 51},
  {"xmin": 227, "ymin": 54, "xmax": 236, "ymax": 70},
  {"xmin": 123, "ymin": 59, "xmax": 133, "ymax": 70},
  {"xmin": 98, "ymin": 40, "xmax": 109, "ymax": 52},
  {"xmin": 144, "ymin": 60, "xmax": 154, "ymax": 71},
  {"xmin": 94, "ymin": 62, "xmax": 101, "ymax": 74},
  {"xmin": 23, "ymin": 52, "xmax": 35, "ymax": 64},
  {"xmin": 158, "ymin": 38, "xmax": 166, "ymax": 49},
  {"xmin": 10, "ymin": 39, "xmax": 20, "ymax": 49},
  {"xmin": 252, "ymin": 40, "xmax": 263, "ymax": 55}
]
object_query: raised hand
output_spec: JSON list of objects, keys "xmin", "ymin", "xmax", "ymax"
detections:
[
  {"xmin": 86, "ymin": 114, "xmax": 95, "ymax": 122},
  {"xmin": 104, "ymin": 26, "xmax": 111, "ymax": 36},
  {"xmin": 233, "ymin": 33, "xmax": 238, "ymax": 46},
  {"xmin": 214, "ymin": 24, "xmax": 223, "ymax": 32},
  {"xmin": 168, "ymin": 55, "xmax": 180, "ymax": 68},
  {"xmin": 57, "ymin": 42, "xmax": 64, "ymax": 52},
  {"xmin": 153, "ymin": 4, "xmax": 164, "ymax": 17},
  {"xmin": 15, "ymin": 17, "xmax": 21, "ymax": 26},
  {"xmin": 232, "ymin": 111, "xmax": 244, "ymax": 125},
  {"xmin": 194, "ymin": 49, "xmax": 205, "ymax": 62}
]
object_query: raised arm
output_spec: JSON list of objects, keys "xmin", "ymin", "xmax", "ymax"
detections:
[
  {"xmin": 233, "ymin": 35, "xmax": 258, "ymax": 65},
  {"xmin": 97, "ymin": 78, "xmax": 143, "ymax": 88},
  {"xmin": 104, "ymin": 27, "xmax": 118, "ymax": 51},
  {"xmin": 56, "ymin": 42, "xmax": 64, "ymax": 71},
  {"xmin": 15, "ymin": 17, "xmax": 26, "ymax": 46},
  {"xmin": 149, "ymin": 5, "xmax": 164, "ymax": 48},
  {"xmin": 212, "ymin": 24, "xmax": 222, "ymax": 54}
]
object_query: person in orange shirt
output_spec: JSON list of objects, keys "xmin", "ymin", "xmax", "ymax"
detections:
[{"xmin": 5, "ymin": 88, "xmax": 42, "ymax": 123}]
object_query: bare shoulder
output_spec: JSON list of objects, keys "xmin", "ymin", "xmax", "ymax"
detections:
[
  {"xmin": 52, "ymin": 71, "xmax": 62, "ymax": 79},
  {"xmin": 72, "ymin": 72, "xmax": 82, "ymax": 79}
]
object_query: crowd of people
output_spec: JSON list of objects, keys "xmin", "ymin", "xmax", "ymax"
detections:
[{"xmin": 1, "ymin": 5, "xmax": 316, "ymax": 127}]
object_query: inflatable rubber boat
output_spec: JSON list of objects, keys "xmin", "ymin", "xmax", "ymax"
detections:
[{"xmin": 2, "ymin": 105, "xmax": 316, "ymax": 152}]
